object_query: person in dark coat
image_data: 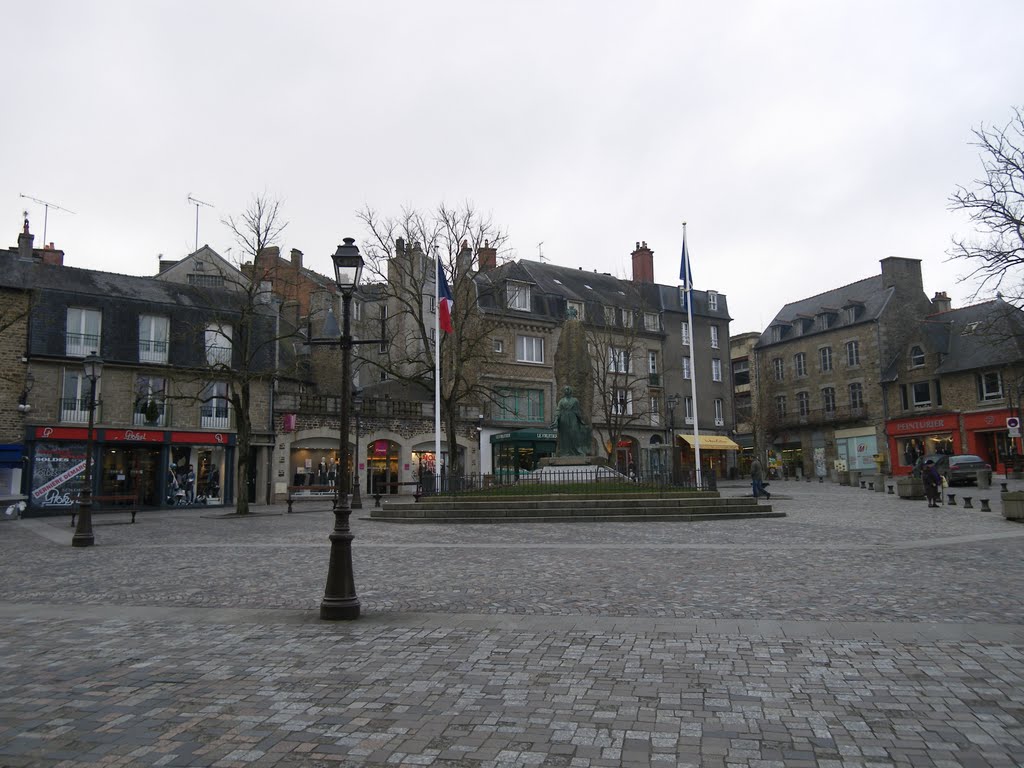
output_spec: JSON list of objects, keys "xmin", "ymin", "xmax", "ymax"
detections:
[
  {"xmin": 750, "ymin": 457, "xmax": 770, "ymax": 500},
  {"xmin": 923, "ymin": 459, "xmax": 942, "ymax": 508}
]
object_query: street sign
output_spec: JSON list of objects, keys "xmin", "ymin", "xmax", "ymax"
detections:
[{"xmin": 1008, "ymin": 416, "xmax": 1021, "ymax": 438}]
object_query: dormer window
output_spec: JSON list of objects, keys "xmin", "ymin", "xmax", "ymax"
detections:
[
  {"xmin": 707, "ymin": 291, "xmax": 718, "ymax": 311},
  {"xmin": 507, "ymin": 281, "xmax": 531, "ymax": 311},
  {"xmin": 844, "ymin": 304, "xmax": 862, "ymax": 324},
  {"xmin": 909, "ymin": 345, "xmax": 925, "ymax": 367},
  {"xmin": 566, "ymin": 300, "xmax": 583, "ymax": 319},
  {"xmin": 817, "ymin": 312, "xmax": 835, "ymax": 331},
  {"xmin": 604, "ymin": 306, "xmax": 616, "ymax": 325},
  {"xmin": 770, "ymin": 325, "xmax": 782, "ymax": 343}
]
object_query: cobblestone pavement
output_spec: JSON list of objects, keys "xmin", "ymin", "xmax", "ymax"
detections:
[{"xmin": 1, "ymin": 480, "xmax": 1023, "ymax": 767}]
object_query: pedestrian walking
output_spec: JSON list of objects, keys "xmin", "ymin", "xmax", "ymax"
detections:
[
  {"xmin": 923, "ymin": 459, "xmax": 942, "ymax": 508},
  {"xmin": 185, "ymin": 465, "xmax": 196, "ymax": 504},
  {"xmin": 750, "ymin": 457, "xmax": 770, "ymax": 500}
]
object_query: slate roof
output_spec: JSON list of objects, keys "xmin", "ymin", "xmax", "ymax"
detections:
[
  {"xmin": 755, "ymin": 275, "xmax": 889, "ymax": 348},
  {"xmin": 927, "ymin": 299, "xmax": 1024, "ymax": 374}
]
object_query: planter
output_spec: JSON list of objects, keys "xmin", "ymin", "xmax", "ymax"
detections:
[
  {"xmin": 1002, "ymin": 491, "xmax": 1024, "ymax": 521},
  {"xmin": 896, "ymin": 477, "xmax": 925, "ymax": 500}
]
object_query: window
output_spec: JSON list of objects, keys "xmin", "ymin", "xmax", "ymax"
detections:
[
  {"xmin": 775, "ymin": 395, "xmax": 787, "ymax": 418},
  {"xmin": 714, "ymin": 398, "xmax": 724, "ymax": 426},
  {"xmin": 492, "ymin": 338, "xmax": 504, "ymax": 354},
  {"xmin": 200, "ymin": 382, "xmax": 230, "ymax": 429},
  {"xmin": 622, "ymin": 310, "xmax": 634, "ymax": 329},
  {"xmin": 822, "ymin": 387, "xmax": 836, "ymax": 414},
  {"xmin": 684, "ymin": 396, "xmax": 694, "ymax": 424},
  {"xmin": 61, "ymin": 369, "xmax": 96, "ymax": 423},
  {"xmin": 567, "ymin": 300, "xmax": 584, "ymax": 320},
  {"xmin": 644, "ymin": 312, "xmax": 659, "ymax": 332},
  {"xmin": 497, "ymin": 388, "xmax": 545, "ymax": 422},
  {"xmin": 819, "ymin": 346, "xmax": 833, "ymax": 372},
  {"xmin": 428, "ymin": 295, "xmax": 436, "ymax": 314},
  {"xmin": 844, "ymin": 305, "xmax": 859, "ymax": 324},
  {"xmin": 507, "ymin": 282, "xmax": 531, "ymax": 311},
  {"xmin": 139, "ymin": 315, "xmax": 169, "ymax": 364},
  {"xmin": 612, "ymin": 388, "xmax": 633, "ymax": 416},
  {"xmin": 378, "ymin": 305, "xmax": 388, "ymax": 354},
  {"xmin": 849, "ymin": 382, "xmax": 864, "ymax": 411},
  {"xmin": 683, "ymin": 357, "xmax": 691, "ymax": 379},
  {"xmin": 773, "ymin": 358, "xmax": 784, "ymax": 381},
  {"xmin": 429, "ymin": 328, "xmax": 436, "ymax": 346},
  {"xmin": 770, "ymin": 326, "xmax": 782, "ymax": 343},
  {"xmin": 604, "ymin": 306, "xmax": 616, "ymax": 325},
  {"xmin": 977, "ymin": 371, "xmax": 1003, "ymax": 401},
  {"xmin": 188, "ymin": 273, "xmax": 225, "ymax": 288},
  {"xmin": 736, "ymin": 392, "xmax": 752, "ymax": 422},
  {"xmin": 797, "ymin": 391, "xmax": 810, "ymax": 417},
  {"xmin": 205, "ymin": 323, "xmax": 233, "ymax": 367},
  {"xmin": 910, "ymin": 345, "xmax": 925, "ymax": 367},
  {"xmin": 650, "ymin": 395, "xmax": 661, "ymax": 426},
  {"xmin": 912, "ymin": 382, "xmax": 931, "ymax": 408},
  {"xmin": 733, "ymin": 359, "xmax": 750, "ymax": 387},
  {"xmin": 817, "ymin": 313, "xmax": 833, "ymax": 331},
  {"xmin": 846, "ymin": 340, "xmax": 860, "ymax": 367},
  {"xmin": 609, "ymin": 347, "xmax": 632, "ymax": 373},
  {"xmin": 516, "ymin": 335, "xmax": 544, "ymax": 364},
  {"xmin": 707, "ymin": 291, "xmax": 718, "ymax": 311},
  {"xmin": 134, "ymin": 375, "xmax": 167, "ymax": 427},
  {"xmin": 711, "ymin": 358, "xmax": 722, "ymax": 382},
  {"xmin": 794, "ymin": 352, "xmax": 807, "ymax": 377},
  {"xmin": 648, "ymin": 351, "xmax": 659, "ymax": 385},
  {"xmin": 710, "ymin": 325, "xmax": 719, "ymax": 349},
  {"xmin": 66, "ymin": 307, "xmax": 102, "ymax": 357},
  {"xmin": 352, "ymin": 300, "xmax": 362, "ymax": 321},
  {"xmin": 680, "ymin": 321, "xmax": 690, "ymax": 346}
]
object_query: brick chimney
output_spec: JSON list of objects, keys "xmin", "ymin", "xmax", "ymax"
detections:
[
  {"xmin": 631, "ymin": 240, "xmax": 654, "ymax": 284},
  {"xmin": 256, "ymin": 245, "xmax": 280, "ymax": 269},
  {"xmin": 17, "ymin": 217, "xmax": 34, "ymax": 260},
  {"xmin": 477, "ymin": 240, "xmax": 497, "ymax": 272},
  {"xmin": 290, "ymin": 248, "xmax": 303, "ymax": 269},
  {"xmin": 930, "ymin": 291, "xmax": 952, "ymax": 313}
]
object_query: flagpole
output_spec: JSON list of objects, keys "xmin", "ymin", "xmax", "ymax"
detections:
[
  {"xmin": 683, "ymin": 222, "xmax": 702, "ymax": 488},
  {"xmin": 434, "ymin": 254, "xmax": 442, "ymax": 491}
]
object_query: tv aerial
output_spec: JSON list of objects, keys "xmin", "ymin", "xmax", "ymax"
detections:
[
  {"xmin": 19, "ymin": 193, "xmax": 75, "ymax": 247},
  {"xmin": 187, "ymin": 194, "xmax": 214, "ymax": 253}
]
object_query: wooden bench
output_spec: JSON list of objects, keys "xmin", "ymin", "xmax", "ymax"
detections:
[
  {"xmin": 286, "ymin": 485, "xmax": 336, "ymax": 514},
  {"xmin": 70, "ymin": 494, "xmax": 140, "ymax": 526}
]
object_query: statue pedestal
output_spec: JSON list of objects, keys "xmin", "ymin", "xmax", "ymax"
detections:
[{"xmin": 530, "ymin": 455, "xmax": 625, "ymax": 484}]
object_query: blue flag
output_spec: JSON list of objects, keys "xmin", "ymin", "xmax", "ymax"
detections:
[{"xmin": 679, "ymin": 232, "xmax": 693, "ymax": 291}]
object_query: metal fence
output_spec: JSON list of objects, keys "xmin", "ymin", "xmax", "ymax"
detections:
[{"xmin": 419, "ymin": 468, "xmax": 716, "ymax": 497}]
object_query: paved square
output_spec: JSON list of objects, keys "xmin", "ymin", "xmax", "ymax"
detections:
[{"xmin": 1, "ymin": 480, "xmax": 1023, "ymax": 766}]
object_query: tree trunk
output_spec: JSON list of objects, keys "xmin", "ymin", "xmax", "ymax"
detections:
[{"xmin": 233, "ymin": 386, "xmax": 252, "ymax": 516}]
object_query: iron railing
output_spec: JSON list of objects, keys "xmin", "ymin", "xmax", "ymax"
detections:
[{"xmin": 418, "ymin": 468, "xmax": 716, "ymax": 497}]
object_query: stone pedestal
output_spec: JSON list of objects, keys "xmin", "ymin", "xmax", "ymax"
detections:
[
  {"xmin": 896, "ymin": 477, "xmax": 925, "ymax": 500},
  {"xmin": 1002, "ymin": 491, "xmax": 1024, "ymax": 521}
]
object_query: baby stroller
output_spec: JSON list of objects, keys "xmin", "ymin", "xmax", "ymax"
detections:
[{"xmin": 166, "ymin": 473, "xmax": 187, "ymax": 506}]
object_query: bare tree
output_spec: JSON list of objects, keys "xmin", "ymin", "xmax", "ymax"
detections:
[
  {"xmin": 950, "ymin": 106, "xmax": 1024, "ymax": 305},
  {"xmin": 356, "ymin": 203, "xmax": 509, "ymax": 476}
]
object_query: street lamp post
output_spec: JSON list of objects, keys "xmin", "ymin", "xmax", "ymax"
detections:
[
  {"xmin": 351, "ymin": 389, "xmax": 363, "ymax": 510},
  {"xmin": 72, "ymin": 352, "xmax": 103, "ymax": 548},
  {"xmin": 667, "ymin": 394, "xmax": 679, "ymax": 485},
  {"xmin": 320, "ymin": 238, "xmax": 363, "ymax": 621}
]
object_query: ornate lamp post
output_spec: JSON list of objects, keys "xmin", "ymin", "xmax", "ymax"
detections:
[
  {"xmin": 320, "ymin": 238, "xmax": 363, "ymax": 621},
  {"xmin": 351, "ymin": 389, "xmax": 363, "ymax": 510},
  {"xmin": 72, "ymin": 352, "xmax": 102, "ymax": 548}
]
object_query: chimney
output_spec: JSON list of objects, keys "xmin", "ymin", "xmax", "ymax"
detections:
[
  {"xmin": 290, "ymin": 248, "xmax": 303, "ymax": 269},
  {"xmin": 17, "ymin": 216, "xmax": 34, "ymax": 260},
  {"xmin": 631, "ymin": 240, "xmax": 654, "ymax": 284},
  {"xmin": 879, "ymin": 257, "xmax": 923, "ymax": 293},
  {"xmin": 457, "ymin": 239, "xmax": 472, "ymax": 276},
  {"xmin": 477, "ymin": 239, "xmax": 497, "ymax": 272},
  {"xmin": 930, "ymin": 291, "xmax": 952, "ymax": 313},
  {"xmin": 256, "ymin": 245, "xmax": 280, "ymax": 268}
]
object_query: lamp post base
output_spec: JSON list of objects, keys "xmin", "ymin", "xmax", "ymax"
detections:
[
  {"xmin": 320, "ymin": 496, "xmax": 361, "ymax": 621},
  {"xmin": 71, "ymin": 532, "xmax": 95, "ymax": 547},
  {"xmin": 319, "ymin": 598, "xmax": 361, "ymax": 620}
]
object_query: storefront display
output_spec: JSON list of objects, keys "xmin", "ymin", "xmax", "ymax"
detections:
[
  {"xmin": 885, "ymin": 414, "xmax": 962, "ymax": 475},
  {"xmin": 834, "ymin": 427, "xmax": 878, "ymax": 472}
]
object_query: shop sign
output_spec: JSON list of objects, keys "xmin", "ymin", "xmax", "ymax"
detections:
[
  {"xmin": 890, "ymin": 416, "xmax": 954, "ymax": 434},
  {"xmin": 106, "ymin": 429, "xmax": 163, "ymax": 442},
  {"xmin": 34, "ymin": 426, "xmax": 90, "ymax": 440},
  {"xmin": 373, "ymin": 440, "xmax": 389, "ymax": 456},
  {"xmin": 1009, "ymin": 417, "xmax": 1021, "ymax": 438},
  {"xmin": 170, "ymin": 431, "xmax": 233, "ymax": 445}
]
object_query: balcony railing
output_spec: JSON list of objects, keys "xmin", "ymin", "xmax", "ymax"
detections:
[
  {"xmin": 200, "ymin": 403, "xmax": 230, "ymax": 429},
  {"xmin": 65, "ymin": 333, "xmax": 101, "ymax": 358},
  {"xmin": 133, "ymin": 399, "xmax": 169, "ymax": 427},
  {"xmin": 648, "ymin": 373, "xmax": 661, "ymax": 386},
  {"xmin": 139, "ymin": 339, "xmax": 169, "ymax": 364},
  {"xmin": 774, "ymin": 404, "xmax": 868, "ymax": 428},
  {"xmin": 60, "ymin": 398, "xmax": 102, "ymax": 424},
  {"xmin": 276, "ymin": 393, "xmax": 432, "ymax": 420}
]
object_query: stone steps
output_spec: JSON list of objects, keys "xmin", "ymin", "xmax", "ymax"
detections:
[{"xmin": 368, "ymin": 495, "xmax": 780, "ymax": 523}]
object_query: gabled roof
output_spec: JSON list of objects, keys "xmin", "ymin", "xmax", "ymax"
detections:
[
  {"xmin": 928, "ymin": 299, "xmax": 1024, "ymax": 374},
  {"xmin": 756, "ymin": 275, "xmax": 889, "ymax": 347}
]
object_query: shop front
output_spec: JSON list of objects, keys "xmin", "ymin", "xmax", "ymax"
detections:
[
  {"xmin": 885, "ymin": 414, "xmax": 961, "ymax": 476},
  {"xmin": 963, "ymin": 409, "xmax": 1017, "ymax": 473},
  {"xmin": 490, "ymin": 428, "xmax": 557, "ymax": 478},
  {"xmin": 833, "ymin": 426, "xmax": 880, "ymax": 476},
  {"xmin": 679, "ymin": 433, "xmax": 740, "ymax": 481},
  {"xmin": 24, "ymin": 426, "xmax": 234, "ymax": 516}
]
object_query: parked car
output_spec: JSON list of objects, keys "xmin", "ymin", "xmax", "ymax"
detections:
[{"xmin": 912, "ymin": 454, "xmax": 991, "ymax": 485}]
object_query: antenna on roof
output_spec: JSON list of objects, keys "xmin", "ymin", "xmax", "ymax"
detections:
[
  {"xmin": 537, "ymin": 241, "xmax": 547, "ymax": 263},
  {"xmin": 19, "ymin": 193, "xmax": 75, "ymax": 247},
  {"xmin": 187, "ymin": 194, "xmax": 214, "ymax": 253}
]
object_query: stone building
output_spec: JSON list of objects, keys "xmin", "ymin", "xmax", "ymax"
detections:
[{"xmin": 753, "ymin": 257, "xmax": 943, "ymax": 480}]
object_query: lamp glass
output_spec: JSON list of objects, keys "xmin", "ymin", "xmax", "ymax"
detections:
[
  {"xmin": 83, "ymin": 352, "xmax": 103, "ymax": 381},
  {"xmin": 331, "ymin": 238, "xmax": 364, "ymax": 290}
]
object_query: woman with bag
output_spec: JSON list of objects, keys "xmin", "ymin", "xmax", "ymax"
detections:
[{"xmin": 923, "ymin": 459, "xmax": 942, "ymax": 508}]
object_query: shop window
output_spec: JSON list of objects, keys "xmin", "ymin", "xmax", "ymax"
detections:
[
  {"xmin": 976, "ymin": 371, "xmax": 1003, "ymax": 401},
  {"xmin": 66, "ymin": 307, "xmax": 102, "ymax": 357}
]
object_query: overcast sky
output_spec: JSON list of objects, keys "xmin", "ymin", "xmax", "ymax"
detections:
[{"xmin": 3, "ymin": 1, "xmax": 1021, "ymax": 333}]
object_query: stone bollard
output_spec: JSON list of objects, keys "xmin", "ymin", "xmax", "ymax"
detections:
[
  {"xmin": 947, "ymin": 493, "xmax": 956, "ymax": 506},
  {"xmin": 868, "ymin": 481, "xmax": 874, "ymax": 491},
  {"xmin": 887, "ymin": 484, "xmax": 894, "ymax": 494},
  {"xmin": 963, "ymin": 496, "xmax": 973, "ymax": 509},
  {"xmin": 860, "ymin": 480, "xmax": 866, "ymax": 489},
  {"xmin": 980, "ymin": 498, "xmax": 991, "ymax": 512},
  {"xmin": 1001, "ymin": 482, "xmax": 1009, "ymax": 493}
]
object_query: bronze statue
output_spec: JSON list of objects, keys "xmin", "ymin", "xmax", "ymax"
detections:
[{"xmin": 555, "ymin": 386, "xmax": 591, "ymax": 457}]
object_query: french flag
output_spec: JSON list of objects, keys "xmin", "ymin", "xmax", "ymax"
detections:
[{"xmin": 438, "ymin": 261, "xmax": 454, "ymax": 334}]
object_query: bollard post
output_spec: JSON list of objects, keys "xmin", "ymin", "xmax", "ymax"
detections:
[
  {"xmin": 887, "ymin": 484, "xmax": 894, "ymax": 494},
  {"xmin": 963, "ymin": 496, "xmax": 973, "ymax": 509},
  {"xmin": 947, "ymin": 493, "xmax": 956, "ymax": 506},
  {"xmin": 980, "ymin": 498, "xmax": 991, "ymax": 512}
]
